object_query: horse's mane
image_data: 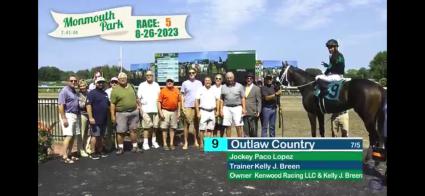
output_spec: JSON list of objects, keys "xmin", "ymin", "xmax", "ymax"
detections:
[{"xmin": 291, "ymin": 66, "xmax": 315, "ymax": 80}]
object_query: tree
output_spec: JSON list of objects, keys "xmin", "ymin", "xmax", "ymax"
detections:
[
  {"xmin": 357, "ymin": 67, "xmax": 370, "ymax": 79},
  {"xmin": 38, "ymin": 66, "xmax": 63, "ymax": 81},
  {"xmin": 305, "ymin": 68, "xmax": 322, "ymax": 76},
  {"xmin": 39, "ymin": 65, "xmax": 132, "ymax": 83},
  {"xmin": 61, "ymin": 71, "xmax": 76, "ymax": 81},
  {"xmin": 344, "ymin": 69, "xmax": 359, "ymax": 79},
  {"xmin": 89, "ymin": 65, "xmax": 131, "ymax": 82},
  {"xmin": 76, "ymin": 69, "xmax": 90, "ymax": 80},
  {"xmin": 369, "ymin": 51, "xmax": 387, "ymax": 80}
]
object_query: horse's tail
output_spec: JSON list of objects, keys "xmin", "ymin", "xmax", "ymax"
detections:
[
  {"xmin": 377, "ymin": 88, "xmax": 387, "ymax": 141},
  {"xmin": 376, "ymin": 87, "xmax": 387, "ymax": 157}
]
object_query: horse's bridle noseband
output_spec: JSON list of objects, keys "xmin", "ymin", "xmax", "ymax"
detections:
[{"xmin": 279, "ymin": 65, "xmax": 315, "ymax": 88}]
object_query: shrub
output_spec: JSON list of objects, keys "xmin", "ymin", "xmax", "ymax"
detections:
[{"xmin": 38, "ymin": 121, "xmax": 56, "ymax": 163}]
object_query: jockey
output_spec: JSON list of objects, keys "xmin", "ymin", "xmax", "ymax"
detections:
[{"xmin": 315, "ymin": 39, "xmax": 345, "ymax": 97}]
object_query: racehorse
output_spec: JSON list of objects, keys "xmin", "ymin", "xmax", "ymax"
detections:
[{"xmin": 278, "ymin": 64, "xmax": 387, "ymax": 158}]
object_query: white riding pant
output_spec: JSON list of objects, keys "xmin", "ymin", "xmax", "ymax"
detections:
[{"xmin": 315, "ymin": 74, "xmax": 343, "ymax": 82}]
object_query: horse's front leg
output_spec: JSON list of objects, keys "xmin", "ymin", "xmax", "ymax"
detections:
[
  {"xmin": 307, "ymin": 112, "xmax": 317, "ymax": 137},
  {"xmin": 318, "ymin": 113, "xmax": 325, "ymax": 137}
]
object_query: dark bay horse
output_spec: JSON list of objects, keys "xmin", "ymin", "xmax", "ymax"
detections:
[{"xmin": 279, "ymin": 65, "xmax": 387, "ymax": 154}]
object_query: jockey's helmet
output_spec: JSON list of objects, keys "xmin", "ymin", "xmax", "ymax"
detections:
[{"xmin": 326, "ymin": 39, "xmax": 339, "ymax": 47}]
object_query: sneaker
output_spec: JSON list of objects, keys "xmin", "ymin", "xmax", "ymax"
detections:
[
  {"xmin": 80, "ymin": 150, "xmax": 89, "ymax": 157},
  {"xmin": 143, "ymin": 143, "xmax": 150, "ymax": 150},
  {"xmin": 131, "ymin": 147, "xmax": 143, "ymax": 153},
  {"xmin": 116, "ymin": 148, "xmax": 124, "ymax": 155},
  {"xmin": 152, "ymin": 141, "xmax": 160, "ymax": 149},
  {"xmin": 89, "ymin": 153, "xmax": 100, "ymax": 160},
  {"xmin": 170, "ymin": 145, "xmax": 176, "ymax": 150},
  {"xmin": 100, "ymin": 152, "xmax": 109, "ymax": 158}
]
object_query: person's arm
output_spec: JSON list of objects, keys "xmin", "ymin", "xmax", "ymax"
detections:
[
  {"xmin": 57, "ymin": 91, "xmax": 68, "ymax": 127},
  {"xmin": 177, "ymin": 94, "xmax": 181, "ymax": 119},
  {"xmin": 215, "ymin": 98, "xmax": 220, "ymax": 117},
  {"xmin": 180, "ymin": 93, "xmax": 185, "ymax": 109},
  {"xmin": 134, "ymin": 86, "xmax": 142, "ymax": 110},
  {"xmin": 110, "ymin": 89, "xmax": 117, "ymax": 124},
  {"xmin": 195, "ymin": 98, "xmax": 200, "ymax": 119},
  {"xmin": 256, "ymin": 88, "xmax": 262, "ymax": 117},
  {"xmin": 136, "ymin": 98, "xmax": 142, "ymax": 111},
  {"xmin": 241, "ymin": 86, "xmax": 247, "ymax": 115},
  {"xmin": 215, "ymin": 92, "xmax": 220, "ymax": 117},
  {"xmin": 180, "ymin": 84, "xmax": 185, "ymax": 109},
  {"xmin": 220, "ymin": 92, "xmax": 225, "ymax": 117},
  {"xmin": 157, "ymin": 92, "xmax": 164, "ymax": 119},
  {"xmin": 157, "ymin": 101, "xmax": 164, "ymax": 120},
  {"xmin": 264, "ymin": 90, "xmax": 282, "ymax": 101},
  {"xmin": 58, "ymin": 104, "xmax": 68, "ymax": 127},
  {"xmin": 137, "ymin": 84, "xmax": 143, "ymax": 102},
  {"xmin": 110, "ymin": 103, "xmax": 116, "ymax": 124},
  {"xmin": 86, "ymin": 104, "xmax": 95, "ymax": 125},
  {"xmin": 242, "ymin": 96, "xmax": 247, "ymax": 115}
]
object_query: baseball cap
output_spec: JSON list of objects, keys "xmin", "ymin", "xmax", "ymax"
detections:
[
  {"xmin": 246, "ymin": 73, "xmax": 255, "ymax": 79},
  {"xmin": 95, "ymin": 77, "xmax": 106, "ymax": 83},
  {"xmin": 110, "ymin": 77, "xmax": 118, "ymax": 82},
  {"xmin": 265, "ymin": 75, "xmax": 273, "ymax": 80}
]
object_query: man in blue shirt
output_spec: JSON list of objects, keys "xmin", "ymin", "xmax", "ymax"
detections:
[
  {"xmin": 58, "ymin": 75, "xmax": 82, "ymax": 164},
  {"xmin": 86, "ymin": 77, "xmax": 110, "ymax": 159}
]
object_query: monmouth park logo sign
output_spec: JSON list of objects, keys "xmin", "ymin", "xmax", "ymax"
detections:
[{"xmin": 49, "ymin": 6, "xmax": 191, "ymax": 41}]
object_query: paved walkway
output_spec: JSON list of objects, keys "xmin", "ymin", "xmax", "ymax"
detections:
[{"xmin": 39, "ymin": 146, "xmax": 387, "ymax": 196}]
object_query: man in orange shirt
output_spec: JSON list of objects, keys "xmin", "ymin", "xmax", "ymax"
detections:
[{"xmin": 157, "ymin": 78, "xmax": 181, "ymax": 150}]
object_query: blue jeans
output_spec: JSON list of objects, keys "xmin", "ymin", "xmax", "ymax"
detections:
[{"xmin": 261, "ymin": 106, "xmax": 276, "ymax": 137}]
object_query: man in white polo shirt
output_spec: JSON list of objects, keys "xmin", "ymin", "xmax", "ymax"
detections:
[
  {"xmin": 195, "ymin": 76, "xmax": 220, "ymax": 150},
  {"xmin": 137, "ymin": 70, "xmax": 161, "ymax": 150}
]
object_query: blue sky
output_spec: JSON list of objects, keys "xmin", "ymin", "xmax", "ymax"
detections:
[{"xmin": 38, "ymin": 0, "xmax": 387, "ymax": 72}]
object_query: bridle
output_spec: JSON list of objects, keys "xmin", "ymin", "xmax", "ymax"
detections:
[{"xmin": 279, "ymin": 65, "xmax": 315, "ymax": 88}]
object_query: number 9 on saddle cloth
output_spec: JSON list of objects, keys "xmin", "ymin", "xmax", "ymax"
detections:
[{"xmin": 314, "ymin": 74, "xmax": 348, "ymax": 114}]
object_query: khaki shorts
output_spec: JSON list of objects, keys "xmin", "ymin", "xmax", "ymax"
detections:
[
  {"xmin": 183, "ymin": 107, "xmax": 199, "ymax": 125},
  {"xmin": 331, "ymin": 112, "xmax": 349, "ymax": 135},
  {"xmin": 142, "ymin": 112, "xmax": 159, "ymax": 129},
  {"xmin": 160, "ymin": 109, "xmax": 178, "ymax": 129},
  {"xmin": 116, "ymin": 109, "xmax": 140, "ymax": 133}
]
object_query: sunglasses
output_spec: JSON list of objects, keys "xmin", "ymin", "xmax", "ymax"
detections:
[
  {"xmin": 215, "ymin": 78, "xmax": 222, "ymax": 80},
  {"xmin": 69, "ymin": 80, "xmax": 77, "ymax": 82},
  {"xmin": 189, "ymin": 72, "xmax": 196, "ymax": 74},
  {"xmin": 146, "ymin": 74, "xmax": 153, "ymax": 76}
]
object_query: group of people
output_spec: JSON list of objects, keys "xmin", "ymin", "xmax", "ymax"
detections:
[{"xmin": 57, "ymin": 39, "xmax": 349, "ymax": 164}]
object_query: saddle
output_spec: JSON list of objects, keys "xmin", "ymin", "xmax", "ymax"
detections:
[{"xmin": 314, "ymin": 79, "xmax": 346, "ymax": 113}]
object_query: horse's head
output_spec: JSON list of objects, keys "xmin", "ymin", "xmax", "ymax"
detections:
[
  {"xmin": 278, "ymin": 61, "xmax": 294, "ymax": 87},
  {"xmin": 278, "ymin": 61, "xmax": 315, "ymax": 87}
]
